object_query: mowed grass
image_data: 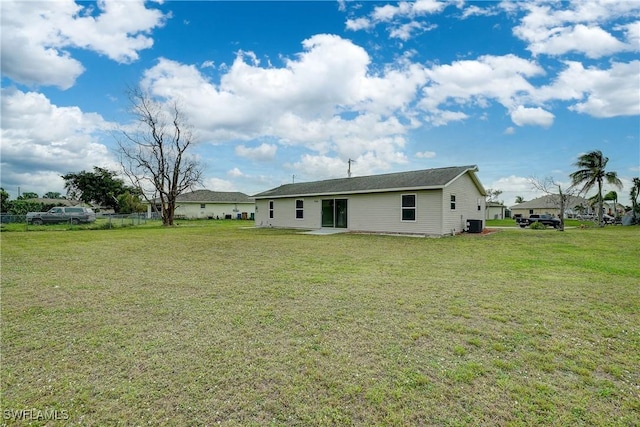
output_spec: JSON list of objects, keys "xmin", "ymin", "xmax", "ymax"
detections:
[{"xmin": 1, "ymin": 222, "xmax": 639, "ymax": 426}]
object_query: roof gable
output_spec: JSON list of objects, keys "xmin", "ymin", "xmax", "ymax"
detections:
[
  {"xmin": 510, "ymin": 195, "xmax": 589, "ymax": 210},
  {"xmin": 254, "ymin": 165, "xmax": 484, "ymax": 198},
  {"xmin": 172, "ymin": 190, "xmax": 253, "ymax": 203}
]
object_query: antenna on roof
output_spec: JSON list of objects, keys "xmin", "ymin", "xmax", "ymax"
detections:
[{"xmin": 348, "ymin": 158, "xmax": 356, "ymax": 178}]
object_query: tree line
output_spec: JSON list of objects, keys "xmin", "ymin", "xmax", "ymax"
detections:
[{"xmin": 0, "ymin": 167, "xmax": 145, "ymax": 215}]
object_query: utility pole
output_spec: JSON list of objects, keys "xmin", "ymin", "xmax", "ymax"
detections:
[
  {"xmin": 348, "ymin": 158, "xmax": 355, "ymax": 178},
  {"xmin": 292, "ymin": 174, "xmax": 296, "ymax": 183}
]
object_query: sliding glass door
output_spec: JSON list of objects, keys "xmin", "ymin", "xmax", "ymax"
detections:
[{"xmin": 321, "ymin": 199, "xmax": 348, "ymax": 228}]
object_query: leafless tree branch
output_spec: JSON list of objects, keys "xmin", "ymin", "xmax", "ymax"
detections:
[{"xmin": 113, "ymin": 87, "xmax": 203, "ymax": 226}]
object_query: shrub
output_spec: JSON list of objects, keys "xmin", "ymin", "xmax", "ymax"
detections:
[{"xmin": 530, "ymin": 221, "xmax": 547, "ymax": 230}]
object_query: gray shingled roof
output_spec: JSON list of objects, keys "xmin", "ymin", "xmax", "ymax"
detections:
[
  {"xmin": 510, "ymin": 195, "xmax": 589, "ymax": 210},
  {"xmin": 172, "ymin": 190, "xmax": 253, "ymax": 203},
  {"xmin": 253, "ymin": 165, "xmax": 482, "ymax": 198}
]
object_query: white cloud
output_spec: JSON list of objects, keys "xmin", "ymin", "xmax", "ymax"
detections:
[
  {"xmin": 619, "ymin": 20, "xmax": 640, "ymax": 48},
  {"xmin": 426, "ymin": 109, "xmax": 469, "ymax": 127},
  {"xmin": 513, "ymin": 1, "xmax": 640, "ymax": 58},
  {"xmin": 202, "ymin": 177, "xmax": 237, "ymax": 192},
  {"xmin": 235, "ymin": 143, "xmax": 277, "ymax": 161},
  {"xmin": 535, "ymin": 60, "xmax": 640, "ymax": 118},
  {"xmin": 537, "ymin": 24, "xmax": 626, "ymax": 59},
  {"xmin": 0, "ymin": 0, "xmax": 166, "ymax": 89},
  {"xmin": 287, "ymin": 151, "xmax": 408, "ymax": 182},
  {"xmin": 372, "ymin": 0, "xmax": 445, "ymax": 22},
  {"xmin": 389, "ymin": 21, "xmax": 437, "ymax": 41},
  {"xmin": 346, "ymin": 0, "xmax": 446, "ymax": 39},
  {"xmin": 286, "ymin": 155, "xmax": 350, "ymax": 181},
  {"xmin": 0, "ymin": 88, "xmax": 115, "ymax": 197},
  {"xmin": 420, "ymin": 54, "xmax": 545, "ymax": 114},
  {"xmin": 227, "ymin": 168, "xmax": 244, "ymax": 178},
  {"xmin": 345, "ymin": 17, "xmax": 373, "ymax": 31},
  {"xmin": 141, "ymin": 35, "xmax": 425, "ymax": 175},
  {"xmin": 416, "ymin": 150, "xmax": 436, "ymax": 159},
  {"xmin": 568, "ymin": 61, "xmax": 640, "ymax": 118},
  {"xmin": 510, "ymin": 106, "xmax": 555, "ymax": 128},
  {"xmin": 504, "ymin": 127, "xmax": 516, "ymax": 135},
  {"xmin": 461, "ymin": 5, "xmax": 499, "ymax": 19},
  {"xmin": 489, "ymin": 175, "xmax": 542, "ymax": 207}
]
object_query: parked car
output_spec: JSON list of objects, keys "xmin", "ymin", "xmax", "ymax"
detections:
[
  {"xmin": 27, "ymin": 207, "xmax": 96, "ymax": 225},
  {"xmin": 515, "ymin": 214, "xmax": 562, "ymax": 229}
]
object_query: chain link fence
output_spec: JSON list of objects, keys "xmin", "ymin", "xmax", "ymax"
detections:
[{"xmin": 1, "ymin": 213, "xmax": 153, "ymax": 231}]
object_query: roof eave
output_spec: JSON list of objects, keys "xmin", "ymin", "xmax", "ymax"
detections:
[
  {"xmin": 253, "ymin": 185, "xmax": 447, "ymax": 199},
  {"xmin": 443, "ymin": 165, "xmax": 486, "ymax": 196}
]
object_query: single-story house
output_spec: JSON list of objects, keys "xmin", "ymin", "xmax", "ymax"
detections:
[
  {"xmin": 510, "ymin": 195, "xmax": 592, "ymax": 219},
  {"xmin": 485, "ymin": 202, "xmax": 506, "ymax": 220},
  {"xmin": 146, "ymin": 190, "xmax": 254, "ymax": 219},
  {"xmin": 252, "ymin": 165, "xmax": 487, "ymax": 236},
  {"xmin": 603, "ymin": 202, "xmax": 626, "ymax": 217}
]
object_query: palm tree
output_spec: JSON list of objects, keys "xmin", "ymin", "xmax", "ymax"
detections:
[
  {"xmin": 570, "ymin": 150, "xmax": 622, "ymax": 227},
  {"xmin": 630, "ymin": 177, "xmax": 640, "ymax": 223},
  {"xmin": 515, "ymin": 196, "xmax": 525, "ymax": 204}
]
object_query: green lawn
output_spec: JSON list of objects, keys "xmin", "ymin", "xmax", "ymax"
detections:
[{"xmin": 1, "ymin": 222, "xmax": 639, "ymax": 426}]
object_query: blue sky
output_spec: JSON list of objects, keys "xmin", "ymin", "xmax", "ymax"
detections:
[{"xmin": 1, "ymin": 0, "xmax": 639, "ymax": 206}]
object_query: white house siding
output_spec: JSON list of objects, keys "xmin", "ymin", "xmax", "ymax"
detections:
[
  {"xmin": 175, "ymin": 203, "xmax": 254, "ymax": 219},
  {"xmin": 256, "ymin": 191, "xmax": 446, "ymax": 235},
  {"xmin": 348, "ymin": 191, "xmax": 443, "ymax": 235},
  {"xmin": 442, "ymin": 173, "xmax": 485, "ymax": 234},
  {"xmin": 486, "ymin": 205, "xmax": 505, "ymax": 220},
  {"xmin": 255, "ymin": 198, "xmax": 313, "ymax": 228}
]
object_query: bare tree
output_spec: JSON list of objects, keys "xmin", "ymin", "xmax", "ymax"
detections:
[
  {"xmin": 115, "ymin": 88, "xmax": 203, "ymax": 226},
  {"xmin": 529, "ymin": 177, "xmax": 580, "ymax": 231}
]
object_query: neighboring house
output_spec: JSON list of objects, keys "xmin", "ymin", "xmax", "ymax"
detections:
[
  {"xmin": 146, "ymin": 190, "xmax": 254, "ymax": 219},
  {"xmin": 604, "ymin": 202, "xmax": 626, "ymax": 216},
  {"xmin": 485, "ymin": 202, "xmax": 506, "ymax": 220},
  {"xmin": 253, "ymin": 165, "xmax": 487, "ymax": 236},
  {"xmin": 510, "ymin": 195, "xmax": 592, "ymax": 218}
]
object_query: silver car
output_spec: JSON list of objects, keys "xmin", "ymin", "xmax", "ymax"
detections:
[{"xmin": 27, "ymin": 207, "xmax": 96, "ymax": 225}]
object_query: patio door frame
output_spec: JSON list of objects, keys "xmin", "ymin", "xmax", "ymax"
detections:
[{"xmin": 321, "ymin": 198, "xmax": 348, "ymax": 228}]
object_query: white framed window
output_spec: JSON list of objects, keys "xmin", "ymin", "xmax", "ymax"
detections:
[
  {"xmin": 450, "ymin": 194, "xmax": 456, "ymax": 210},
  {"xmin": 269, "ymin": 200, "xmax": 274, "ymax": 218},
  {"xmin": 401, "ymin": 194, "xmax": 416, "ymax": 221},
  {"xmin": 200, "ymin": 203, "xmax": 206, "ymax": 209},
  {"xmin": 295, "ymin": 199, "xmax": 304, "ymax": 219}
]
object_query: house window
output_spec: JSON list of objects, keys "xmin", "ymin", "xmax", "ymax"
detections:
[
  {"xmin": 450, "ymin": 195, "xmax": 456, "ymax": 210},
  {"xmin": 269, "ymin": 200, "xmax": 274, "ymax": 219},
  {"xmin": 401, "ymin": 194, "xmax": 416, "ymax": 221},
  {"xmin": 200, "ymin": 203, "xmax": 206, "ymax": 209},
  {"xmin": 295, "ymin": 199, "xmax": 304, "ymax": 219}
]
